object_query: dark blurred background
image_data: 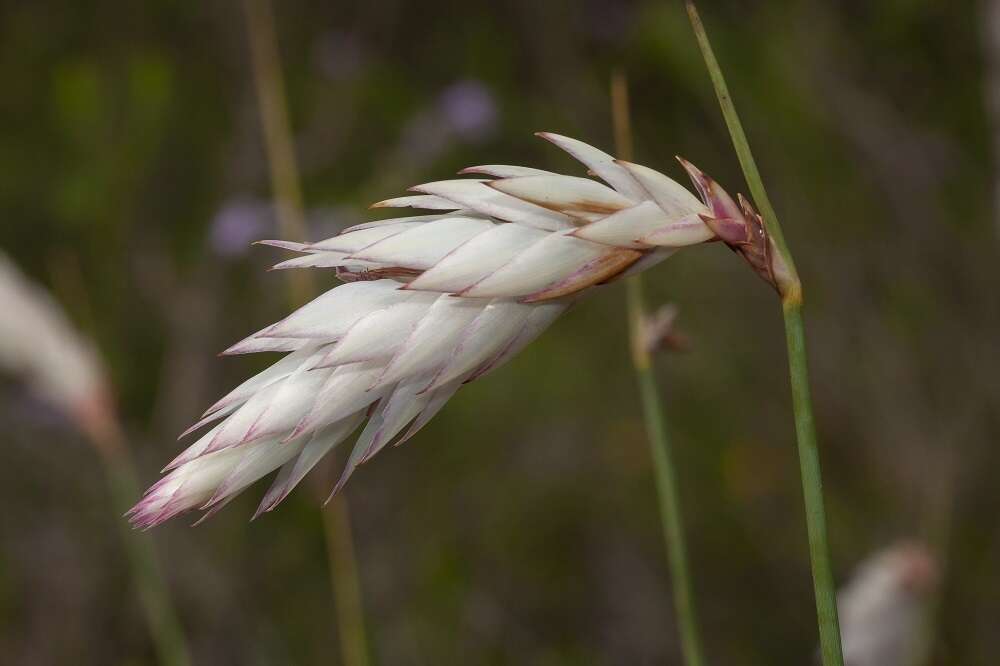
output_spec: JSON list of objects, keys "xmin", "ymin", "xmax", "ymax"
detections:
[{"xmin": 0, "ymin": 0, "xmax": 996, "ymax": 664}]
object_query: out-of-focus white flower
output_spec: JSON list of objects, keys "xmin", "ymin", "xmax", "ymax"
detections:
[
  {"xmin": 838, "ymin": 542, "xmax": 938, "ymax": 666},
  {"xmin": 131, "ymin": 133, "xmax": 761, "ymax": 528},
  {"xmin": 641, "ymin": 304, "xmax": 688, "ymax": 355},
  {"xmin": 0, "ymin": 253, "xmax": 111, "ymax": 439}
]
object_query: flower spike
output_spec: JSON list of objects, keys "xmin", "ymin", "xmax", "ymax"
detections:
[{"xmin": 132, "ymin": 134, "xmax": 752, "ymax": 528}]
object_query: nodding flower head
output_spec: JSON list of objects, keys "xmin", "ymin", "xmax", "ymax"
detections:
[
  {"xmin": 676, "ymin": 158, "xmax": 794, "ymax": 296},
  {"xmin": 131, "ymin": 132, "xmax": 776, "ymax": 529}
]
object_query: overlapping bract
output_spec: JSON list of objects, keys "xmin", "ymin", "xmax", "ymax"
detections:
[{"xmin": 129, "ymin": 133, "xmax": 726, "ymax": 528}]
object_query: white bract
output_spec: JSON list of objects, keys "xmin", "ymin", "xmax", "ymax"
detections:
[{"xmin": 130, "ymin": 133, "xmax": 728, "ymax": 528}]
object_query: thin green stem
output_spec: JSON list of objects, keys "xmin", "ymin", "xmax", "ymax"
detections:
[
  {"xmin": 102, "ymin": 440, "xmax": 191, "ymax": 666},
  {"xmin": 684, "ymin": 3, "xmax": 844, "ymax": 665},
  {"xmin": 243, "ymin": 3, "xmax": 370, "ymax": 664},
  {"xmin": 49, "ymin": 253, "xmax": 191, "ymax": 666},
  {"xmin": 683, "ymin": 1, "xmax": 797, "ymax": 286},
  {"xmin": 613, "ymin": 71, "xmax": 705, "ymax": 666},
  {"xmin": 323, "ymin": 499, "xmax": 370, "ymax": 666},
  {"xmin": 244, "ymin": 0, "xmax": 313, "ymax": 305},
  {"xmin": 629, "ymin": 282, "xmax": 707, "ymax": 666},
  {"xmin": 782, "ymin": 304, "xmax": 843, "ymax": 665}
]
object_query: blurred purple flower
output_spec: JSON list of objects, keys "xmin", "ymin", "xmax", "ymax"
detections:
[
  {"xmin": 211, "ymin": 199, "xmax": 370, "ymax": 259},
  {"xmin": 437, "ymin": 80, "xmax": 498, "ymax": 142},
  {"xmin": 210, "ymin": 198, "xmax": 273, "ymax": 258},
  {"xmin": 395, "ymin": 80, "xmax": 500, "ymax": 171}
]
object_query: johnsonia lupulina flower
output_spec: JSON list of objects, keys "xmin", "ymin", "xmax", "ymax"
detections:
[{"xmin": 129, "ymin": 132, "xmax": 786, "ymax": 528}]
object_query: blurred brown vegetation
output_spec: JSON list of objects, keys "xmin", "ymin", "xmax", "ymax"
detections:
[{"xmin": 0, "ymin": 0, "xmax": 996, "ymax": 664}]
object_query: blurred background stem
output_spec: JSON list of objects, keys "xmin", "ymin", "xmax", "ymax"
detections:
[
  {"xmin": 49, "ymin": 251, "xmax": 192, "ymax": 666},
  {"xmin": 101, "ymin": 432, "xmax": 192, "ymax": 666},
  {"xmin": 611, "ymin": 71, "xmax": 706, "ymax": 666},
  {"xmin": 243, "ymin": 0, "xmax": 312, "ymax": 304},
  {"xmin": 244, "ymin": 1, "xmax": 370, "ymax": 664},
  {"xmin": 684, "ymin": 3, "xmax": 844, "ymax": 665},
  {"xmin": 323, "ymin": 499, "xmax": 370, "ymax": 666}
]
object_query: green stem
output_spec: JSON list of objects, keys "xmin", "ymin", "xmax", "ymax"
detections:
[
  {"xmin": 323, "ymin": 498, "xmax": 370, "ymax": 666},
  {"xmin": 104, "ymin": 449, "xmax": 191, "ymax": 666},
  {"xmin": 684, "ymin": 3, "xmax": 844, "ymax": 664},
  {"xmin": 47, "ymin": 248, "xmax": 192, "ymax": 666},
  {"xmin": 782, "ymin": 304, "xmax": 843, "ymax": 665},
  {"xmin": 243, "ymin": 3, "xmax": 370, "ymax": 664},
  {"xmin": 244, "ymin": 0, "xmax": 313, "ymax": 304},
  {"xmin": 628, "ymin": 280, "xmax": 707, "ymax": 666},
  {"xmin": 613, "ymin": 70, "xmax": 705, "ymax": 666}
]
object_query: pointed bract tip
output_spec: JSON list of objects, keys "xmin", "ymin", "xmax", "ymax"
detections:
[
  {"xmin": 162, "ymin": 447, "xmax": 197, "ymax": 472},
  {"xmin": 190, "ymin": 512, "xmax": 213, "ymax": 527},
  {"xmin": 325, "ymin": 465, "xmax": 357, "ymax": 503},
  {"xmin": 255, "ymin": 239, "xmax": 310, "ymax": 252},
  {"xmin": 242, "ymin": 424, "xmax": 264, "ymax": 445},
  {"xmin": 534, "ymin": 131, "xmax": 564, "ymax": 146},
  {"xmin": 694, "ymin": 213, "xmax": 738, "ymax": 243},
  {"xmin": 674, "ymin": 156, "xmax": 702, "ymax": 178},
  {"xmin": 253, "ymin": 488, "xmax": 289, "ymax": 520},
  {"xmin": 736, "ymin": 192, "xmax": 761, "ymax": 221},
  {"xmin": 324, "ymin": 483, "xmax": 343, "ymax": 505},
  {"xmin": 126, "ymin": 490, "xmax": 183, "ymax": 531},
  {"xmin": 220, "ymin": 341, "xmax": 252, "ymax": 356},
  {"xmin": 201, "ymin": 399, "xmax": 227, "ymax": 419},
  {"xmin": 675, "ymin": 156, "xmax": 709, "ymax": 197},
  {"xmin": 177, "ymin": 419, "xmax": 209, "ymax": 441},
  {"xmin": 284, "ymin": 413, "xmax": 314, "ymax": 443},
  {"xmin": 676, "ymin": 158, "xmax": 743, "ymax": 223}
]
